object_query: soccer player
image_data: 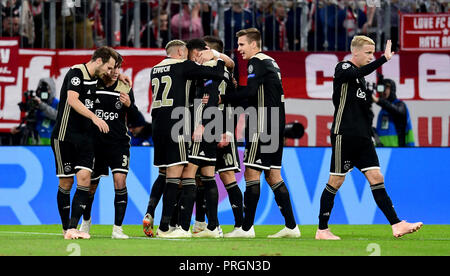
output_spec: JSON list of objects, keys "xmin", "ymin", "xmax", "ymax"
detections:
[
  {"xmin": 142, "ymin": 41, "xmax": 234, "ymax": 237},
  {"xmin": 51, "ymin": 46, "xmax": 118, "ymax": 239},
  {"xmin": 220, "ymin": 28, "xmax": 300, "ymax": 238},
  {"xmin": 173, "ymin": 38, "xmax": 230, "ymax": 238},
  {"xmin": 148, "ymin": 40, "xmax": 226, "ymax": 238},
  {"xmin": 78, "ymin": 53, "xmax": 136, "ymax": 239},
  {"xmin": 316, "ymin": 36, "xmax": 423, "ymax": 240},
  {"xmin": 193, "ymin": 35, "xmax": 245, "ymax": 238}
]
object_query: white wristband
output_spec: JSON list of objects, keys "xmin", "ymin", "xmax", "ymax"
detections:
[{"xmin": 211, "ymin": 49, "xmax": 220, "ymax": 58}]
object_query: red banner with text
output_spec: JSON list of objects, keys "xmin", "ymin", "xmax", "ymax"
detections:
[
  {"xmin": 0, "ymin": 47, "xmax": 448, "ymax": 146},
  {"xmin": 400, "ymin": 13, "xmax": 450, "ymax": 52}
]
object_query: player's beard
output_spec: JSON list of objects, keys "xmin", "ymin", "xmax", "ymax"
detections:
[{"xmin": 102, "ymin": 73, "xmax": 114, "ymax": 84}]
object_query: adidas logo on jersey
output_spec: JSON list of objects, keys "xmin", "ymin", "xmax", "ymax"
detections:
[
  {"xmin": 199, "ymin": 151, "xmax": 205, "ymax": 156},
  {"xmin": 255, "ymin": 159, "xmax": 262, "ymax": 164}
]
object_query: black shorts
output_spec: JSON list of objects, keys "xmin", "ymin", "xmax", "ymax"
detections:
[
  {"xmin": 243, "ymin": 132, "xmax": 283, "ymax": 171},
  {"xmin": 215, "ymin": 136, "xmax": 240, "ymax": 173},
  {"xmin": 188, "ymin": 139, "xmax": 217, "ymax": 167},
  {"xmin": 153, "ymin": 132, "xmax": 188, "ymax": 168},
  {"xmin": 91, "ymin": 143, "xmax": 130, "ymax": 180},
  {"xmin": 51, "ymin": 138, "xmax": 95, "ymax": 177},
  {"xmin": 330, "ymin": 134, "xmax": 380, "ymax": 176}
]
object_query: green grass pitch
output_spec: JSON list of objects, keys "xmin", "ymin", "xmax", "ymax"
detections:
[{"xmin": 0, "ymin": 224, "xmax": 449, "ymax": 256}]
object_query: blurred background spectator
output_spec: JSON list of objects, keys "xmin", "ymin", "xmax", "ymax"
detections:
[
  {"xmin": 264, "ymin": 1, "xmax": 289, "ymax": 50},
  {"xmin": 1, "ymin": 0, "xmax": 33, "ymax": 47},
  {"xmin": 215, "ymin": 0, "xmax": 254, "ymax": 51},
  {"xmin": 127, "ymin": 109, "xmax": 153, "ymax": 146},
  {"xmin": 171, "ymin": 0, "xmax": 204, "ymax": 41},
  {"xmin": 141, "ymin": 9, "xmax": 169, "ymax": 48}
]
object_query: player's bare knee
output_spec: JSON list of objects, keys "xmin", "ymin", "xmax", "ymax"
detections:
[
  {"xmin": 328, "ymin": 175, "xmax": 345, "ymax": 190},
  {"xmin": 220, "ymin": 170, "xmax": 236, "ymax": 185},
  {"xmin": 200, "ymin": 166, "xmax": 215, "ymax": 178},
  {"xmin": 59, "ymin": 177, "xmax": 74, "ymax": 190},
  {"xmin": 244, "ymin": 168, "xmax": 261, "ymax": 182},
  {"xmin": 76, "ymin": 170, "xmax": 91, "ymax": 186},
  {"xmin": 113, "ymin": 173, "xmax": 127, "ymax": 190},
  {"xmin": 89, "ymin": 179, "xmax": 99, "ymax": 195},
  {"xmin": 166, "ymin": 164, "xmax": 184, "ymax": 178},
  {"xmin": 265, "ymin": 169, "xmax": 282, "ymax": 186},
  {"xmin": 365, "ymin": 169, "xmax": 384, "ymax": 185}
]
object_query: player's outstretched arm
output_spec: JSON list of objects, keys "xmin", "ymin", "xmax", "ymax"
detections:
[
  {"xmin": 337, "ymin": 56, "xmax": 387, "ymax": 81},
  {"xmin": 198, "ymin": 49, "xmax": 235, "ymax": 70},
  {"xmin": 119, "ymin": 74, "xmax": 133, "ymax": 87},
  {"xmin": 184, "ymin": 59, "xmax": 225, "ymax": 81}
]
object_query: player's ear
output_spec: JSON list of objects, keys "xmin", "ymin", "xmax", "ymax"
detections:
[{"xmin": 95, "ymin": 57, "xmax": 103, "ymax": 66}]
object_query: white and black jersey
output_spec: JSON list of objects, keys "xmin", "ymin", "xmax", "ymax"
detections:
[
  {"xmin": 90, "ymin": 79, "xmax": 136, "ymax": 180},
  {"xmin": 52, "ymin": 63, "xmax": 97, "ymax": 143},
  {"xmin": 222, "ymin": 52, "xmax": 285, "ymax": 170},
  {"xmin": 150, "ymin": 58, "xmax": 225, "ymax": 135},
  {"xmin": 215, "ymin": 70, "xmax": 241, "ymax": 173},
  {"xmin": 331, "ymin": 56, "xmax": 387, "ymax": 138},
  {"xmin": 329, "ymin": 56, "xmax": 387, "ymax": 175},
  {"xmin": 188, "ymin": 59, "xmax": 228, "ymax": 165},
  {"xmin": 150, "ymin": 57, "xmax": 225, "ymax": 167},
  {"xmin": 94, "ymin": 79, "xmax": 135, "ymax": 145},
  {"xmin": 51, "ymin": 63, "xmax": 97, "ymax": 177}
]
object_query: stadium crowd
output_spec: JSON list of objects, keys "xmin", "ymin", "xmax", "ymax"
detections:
[{"xmin": 1, "ymin": 0, "xmax": 449, "ymax": 51}]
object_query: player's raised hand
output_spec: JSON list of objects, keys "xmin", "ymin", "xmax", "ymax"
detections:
[
  {"xmin": 197, "ymin": 49, "xmax": 214, "ymax": 64},
  {"xmin": 384, "ymin": 40, "xmax": 395, "ymax": 61},
  {"xmin": 201, "ymin": 95, "xmax": 209, "ymax": 104},
  {"xmin": 92, "ymin": 116, "xmax": 109, "ymax": 133},
  {"xmin": 217, "ymin": 132, "xmax": 231, "ymax": 148}
]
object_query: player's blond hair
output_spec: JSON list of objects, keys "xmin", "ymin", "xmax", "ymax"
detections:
[
  {"xmin": 350, "ymin": 35, "xmax": 375, "ymax": 52},
  {"xmin": 165, "ymin": 40, "xmax": 186, "ymax": 55}
]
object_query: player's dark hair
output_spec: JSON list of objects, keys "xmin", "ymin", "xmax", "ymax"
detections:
[
  {"xmin": 236, "ymin": 28, "xmax": 261, "ymax": 49},
  {"xmin": 91, "ymin": 46, "xmax": 119, "ymax": 64},
  {"xmin": 186, "ymin": 38, "xmax": 207, "ymax": 52},
  {"xmin": 203, "ymin": 36, "xmax": 224, "ymax": 53},
  {"xmin": 115, "ymin": 53, "xmax": 123, "ymax": 68}
]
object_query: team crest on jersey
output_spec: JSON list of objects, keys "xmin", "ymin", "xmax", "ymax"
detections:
[
  {"xmin": 344, "ymin": 161, "xmax": 351, "ymax": 171},
  {"xmin": 64, "ymin": 163, "xmax": 72, "ymax": 173},
  {"xmin": 248, "ymin": 65, "xmax": 254, "ymax": 73},
  {"xmin": 71, "ymin": 76, "xmax": 81, "ymax": 86},
  {"xmin": 85, "ymin": 99, "xmax": 94, "ymax": 109},
  {"xmin": 115, "ymin": 101, "xmax": 123, "ymax": 109},
  {"xmin": 356, "ymin": 88, "xmax": 366, "ymax": 99},
  {"xmin": 342, "ymin": 63, "xmax": 351, "ymax": 70}
]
